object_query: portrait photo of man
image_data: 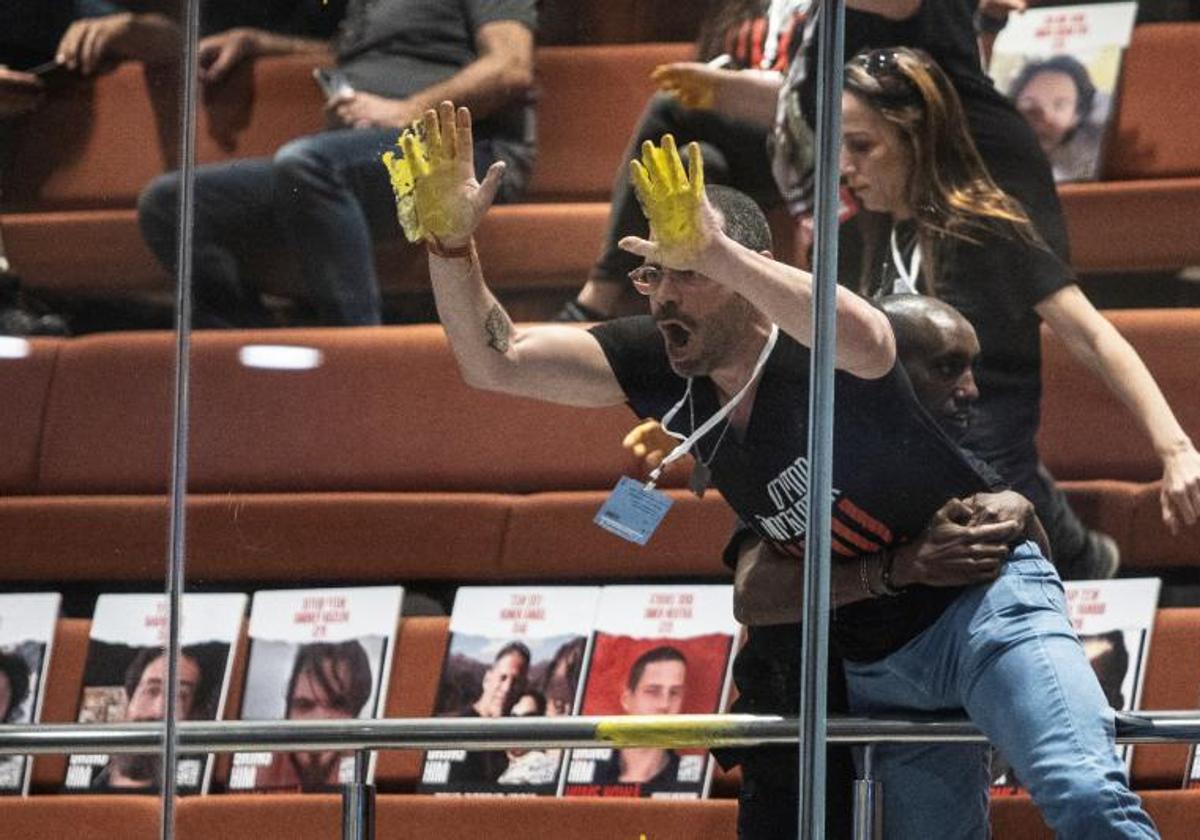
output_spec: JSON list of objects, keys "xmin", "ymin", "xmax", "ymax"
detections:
[
  {"xmin": 89, "ymin": 644, "xmax": 223, "ymax": 792},
  {"xmin": 593, "ymin": 646, "xmax": 688, "ymax": 791},
  {"xmin": 253, "ymin": 640, "xmax": 375, "ymax": 791}
]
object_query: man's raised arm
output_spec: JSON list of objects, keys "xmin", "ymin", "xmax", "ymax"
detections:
[
  {"xmin": 388, "ymin": 102, "xmax": 626, "ymax": 408},
  {"xmin": 617, "ymin": 137, "xmax": 896, "ymax": 380}
]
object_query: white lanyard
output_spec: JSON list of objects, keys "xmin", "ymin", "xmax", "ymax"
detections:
[
  {"xmin": 647, "ymin": 324, "xmax": 780, "ymax": 488},
  {"xmin": 890, "ymin": 225, "xmax": 922, "ymax": 294}
]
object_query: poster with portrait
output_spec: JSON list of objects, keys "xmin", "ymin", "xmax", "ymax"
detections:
[
  {"xmin": 1188, "ymin": 732, "xmax": 1200, "ymax": 789},
  {"xmin": 420, "ymin": 586, "xmax": 601, "ymax": 797},
  {"xmin": 564, "ymin": 585, "xmax": 738, "ymax": 800},
  {"xmin": 0, "ymin": 593, "xmax": 61, "ymax": 796},
  {"xmin": 228, "ymin": 586, "xmax": 402, "ymax": 792},
  {"xmin": 993, "ymin": 576, "xmax": 1160, "ymax": 794},
  {"xmin": 988, "ymin": 2, "xmax": 1138, "ymax": 182},
  {"xmin": 63, "ymin": 592, "xmax": 246, "ymax": 795}
]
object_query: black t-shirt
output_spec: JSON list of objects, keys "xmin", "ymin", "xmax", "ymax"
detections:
[
  {"xmin": 875, "ymin": 221, "xmax": 1073, "ymax": 465},
  {"xmin": 590, "ymin": 316, "xmax": 992, "ymax": 689},
  {"xmin": 800, "ymin": 0, "xmax": 1070, "ymax": 262},
  {"xmin": 335, "ymin": 0, "xmax": 536, "ymax": 150},
  {"xmin": 202, "ymin": 0, "xmax": 347, "ymax": 39}
]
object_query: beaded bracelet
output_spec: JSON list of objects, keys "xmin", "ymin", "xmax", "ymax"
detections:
[
  {"xmin": 877, "ymin": 549, "xmax": 903, "ymax": 597},
  {"xmin": 858, "ymin": 553, "xmax": 874, "ymax": 597}
]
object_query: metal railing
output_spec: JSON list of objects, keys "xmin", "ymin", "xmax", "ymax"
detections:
[{"xmin": 3, "ymin": 712, "xmax": 1198, "ymax": 840}]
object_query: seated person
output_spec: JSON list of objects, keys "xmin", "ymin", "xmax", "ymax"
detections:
[{"xmin": 137, "ymin": 0, "xmax": 537, "ymax": 328}]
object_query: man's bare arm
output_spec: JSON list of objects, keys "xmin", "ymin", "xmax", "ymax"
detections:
[
  {"xmin": 405, "ymin": 21, "xmax": 533, "ymax": 122},
  {"xmin": 198, "ymin": 28, "xmax": 333, "ymax": 84},
  {"xmin": 430, "ymin": 249, "xmax": 630, "ymax": 407},
  {"xmin": 399, "ymin": 103, "xmax": 626, "ymax": 407},
  {"xmin": 617, "ymin": 138, "xmax": 896, "ymax": 380},
  {"xmin": 698, "ymin": 240, "xmax": 898, "ymax": 380}
]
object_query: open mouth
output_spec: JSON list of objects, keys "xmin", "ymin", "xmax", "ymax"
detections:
[{"xmin": 657, "ymin": 320, "xmax": 692, "ymax": 350}]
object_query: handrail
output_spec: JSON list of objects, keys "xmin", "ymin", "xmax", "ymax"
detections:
[{"xmin": 1, "ymin": 711, "xmax": 1197, "ymax": 755}]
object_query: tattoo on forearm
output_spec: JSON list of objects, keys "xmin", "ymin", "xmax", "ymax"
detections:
[{"xmin": 484, "ymin": 305, "xmax": 510, "ymax": 353}]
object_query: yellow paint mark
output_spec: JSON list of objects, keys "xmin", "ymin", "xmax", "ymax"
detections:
[
  {"xmin": 381, "ymin": 123, "xmax": 473, "ymax": 244},
  {"xmin": 596, "ymin": 716, "xmax": 738, "ymax": 748},
  {"xmin": 381, "ymin": 130, "xmax": 423, "ymax": 243},
  {"xmin": 628, "ymin": 134, "xmax": 706, "ymax": 257}
]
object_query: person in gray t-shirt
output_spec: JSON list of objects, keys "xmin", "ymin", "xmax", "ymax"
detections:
[{"xmin": 138, "ymin": 0, "xmax": 536, "ymax": 327}]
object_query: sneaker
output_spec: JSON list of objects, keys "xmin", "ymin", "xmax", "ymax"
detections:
[{"xmin": 1062, "ymin": 530, "xmax": 1121, "ymax": 581}]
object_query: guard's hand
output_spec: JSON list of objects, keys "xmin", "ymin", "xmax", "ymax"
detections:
[
  {"xmin": 622, "ymin": 419, "xmax": 680, "ymax": 471},
  {"xmin": 381, "ymin": 101, "xmax": 505, "ymax": 247},
  {"xmin": 962, "ymin": 490, "xmax": 1033, "ymax": 529},
  {"xmin": 651, "ymin": 62, "xmax": 728, "ymax": 111},
  {"xmin": 1160, "ymin": 442, "xmax": 1200, "ymax": 534},
  {"xmin": 617, "ymin": 134, "xmax": 721, "ymax": 271},
  {"xmin": 890, "ymin": 498, "xmax": 1021, "ymax": 588}
]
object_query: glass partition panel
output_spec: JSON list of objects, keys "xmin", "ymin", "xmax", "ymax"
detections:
[{"xmin": 0, "ymin": 0, "xmax": 195, "ymax": 836}]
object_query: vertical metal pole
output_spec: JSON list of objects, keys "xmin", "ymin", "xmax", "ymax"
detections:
[
  {"xmin": 798, "ymin": 1, "xmax": 845, "ymax": 838},
  {"xmin": 853, "ymin": 744, "xmax": 884, "ymax": 840},
  {"xmin": 342, "ymin": 749, "xmax": 375, "ymax": 840},
  {"xmin": 161, "ymin": 0, "xmax": 201, "ymax": 835}
]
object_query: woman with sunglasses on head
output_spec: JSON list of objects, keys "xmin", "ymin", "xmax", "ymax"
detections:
[
  {"xmin": 836, "ymin": 47, "xmax": 1200, "ymax": 576},
  {"xmin": 771, "ymin": 2, "xmax": 1147, "ymax": 582}
]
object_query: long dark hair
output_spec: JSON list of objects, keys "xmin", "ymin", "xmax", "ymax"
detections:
[{"xmin": 844, "ymin": 47, "xmax": 1048, "ymax": 296}]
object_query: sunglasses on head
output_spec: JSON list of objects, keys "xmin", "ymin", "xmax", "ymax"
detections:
[{"xmin": 849, "ymin": 49, "xmax": 925, "ymax": 108}]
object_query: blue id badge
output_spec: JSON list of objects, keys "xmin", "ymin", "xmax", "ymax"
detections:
[{"xmin": 593, "ymin": 476, "xmax": 675, "ymax": 546}]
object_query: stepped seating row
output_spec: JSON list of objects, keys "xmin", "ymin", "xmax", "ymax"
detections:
[
  {"xmin": 1, "ymin": 310, "xmax": 1198, "ymax": 583},
  {"xmin": 7, "ymin": 792, "xmax": 1200, "ymax": 840},
  {"xmin": 3, "ymin": 24, "xmax": 1200, "ymax": 309},
  {"xmin": 6, "ymin": 609, "xmax": 1200, "ymax": 838}
]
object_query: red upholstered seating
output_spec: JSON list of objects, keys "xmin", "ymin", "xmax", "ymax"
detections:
[{"xmin": 2, "ymin": 309, "xmax": 1198, "ymax": 581}]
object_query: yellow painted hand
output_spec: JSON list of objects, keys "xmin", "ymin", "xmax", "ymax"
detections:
[
  {"xmin": 622, "ymin": 419, "xmax": 681, "ymax": 471},
  {"xmin": 628, "ymin": 134, "xmax": 711, "ymax": 267},
  {"xmin": 651, "ymin": 62, "xmax": 720, "ymax": 110},
  {"xmin": 381, "ymin": 102, "xmax": 504, "ymax": 246},
  {"xmin": 381, "ymin": 127, "xmax": 423, "ymax": 242}
]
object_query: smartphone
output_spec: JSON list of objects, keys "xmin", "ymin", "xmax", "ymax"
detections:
[
  {"xmin": 24, "ymin": 60, "xmax": 73, "ymax": 86},
  {"xmin": 312, "ymin": 67, "xmax": 355, "ymax": 100}
]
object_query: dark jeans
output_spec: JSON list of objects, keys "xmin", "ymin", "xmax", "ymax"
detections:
[
  {"xmin": 736, "ymin": 744, "xmax": 856, "ymax": 840},
  {"xmin": 592, "ymin": 93, "xmax": 781, "ymax": 285},
  {"xmin": 138, "ymin": 127, "xmax": 527, "ymax": 327}
]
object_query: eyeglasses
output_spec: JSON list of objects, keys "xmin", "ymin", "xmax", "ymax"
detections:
[{"xmin": 628, "ymin": 265, "xmax": 708, "ymax": 295}]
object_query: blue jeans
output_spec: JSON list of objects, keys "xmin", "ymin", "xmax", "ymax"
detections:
[
  {"xmin": 138, "ymin": 127, "xmax": 525, "ymax": 327},
  {"xmin": 844, "ymin": 543, "xmax": 1158, "ymax": 840}
]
